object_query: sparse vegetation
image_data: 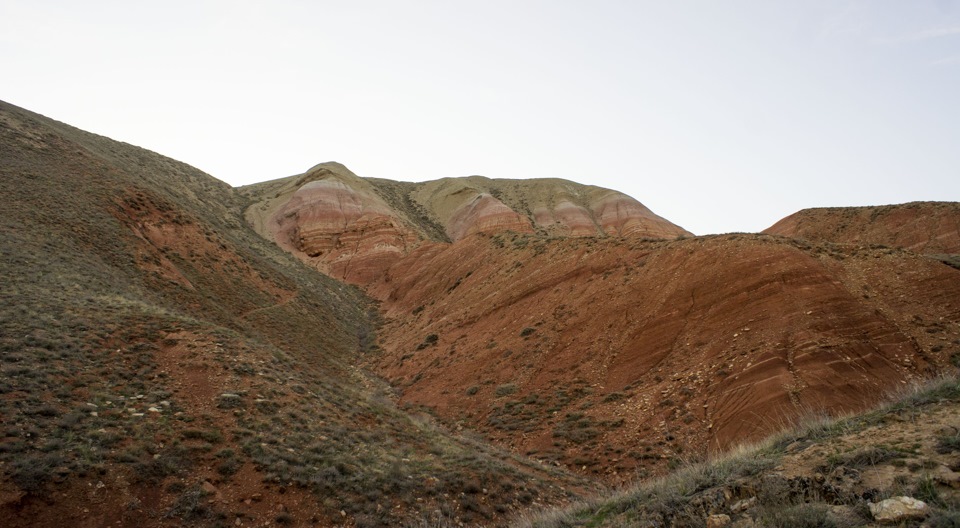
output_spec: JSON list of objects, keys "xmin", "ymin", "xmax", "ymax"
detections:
[
  {"xmin": 417, "ymin": 333, "xmax": 439, "ymax": 350},
  {"xmin": 0, "ymin": 102, "xmax": 593, "ymax": 527},
  {"xmin": 521, "ymin": 375, "xmax": 960, "ymax": 527},
  {"xmin": 5, "ymin": 101, "xmax": 960, "ymax": 528}
]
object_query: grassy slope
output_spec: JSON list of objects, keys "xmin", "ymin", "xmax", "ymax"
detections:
[
  {"xmin": 0, "ymin": 101, "xmax": 593, "ymax": 527},
  {"xmin": 520, "ymin": 375, "xmax": 960, "ymax": 527}
]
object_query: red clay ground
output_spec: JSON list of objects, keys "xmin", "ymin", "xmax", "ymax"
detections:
[{"xmin": 362, "ymin": 233, "xmax": 960, "ymax": 483}]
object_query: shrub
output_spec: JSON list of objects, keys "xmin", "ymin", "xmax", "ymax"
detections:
[
  {"xmin": 929, "ymin": 510, "xmax": 960, "ymax": 528},
  {"xmin": 913, "ymin": 475, "xmax": 945, "ymax": 507},
  {"xmin": 602, "ymin": 392, "xmax": 626, "ymax": 403},
  {"xmin": 821, "ymin": 446, "xmax": 902, "ymax": 470},
  {"xmin": 416, "ymin": 334, "xmax": 439, "ymax": 350},
  {"xmin": 937, "ymin": 431, "xmax": 960, "ymax": 453},
  {"xmin": 182, "ymin": 429, "xmax": 223, "ymax": 443},
  {"xmin": 165, "ymin": 485, "xmax": 212, "ymax": 520},
  {"xmin": 217, "ymin": 457, "xmax": 241, "ymax": 476},
  {"xmin": 10, "ymin": 453, "xmax": 63, "ymax": 493},
  {"xmin": 760, "ymin": 503, "xmax": 835, "ymax": 528}
]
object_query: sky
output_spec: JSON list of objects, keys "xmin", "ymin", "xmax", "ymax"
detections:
[{"xmin": 2, "ymin": 1, "xmax": 959, "ymax": 235}]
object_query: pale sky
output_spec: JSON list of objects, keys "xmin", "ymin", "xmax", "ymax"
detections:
[{"xmin": 2, "ymin": 1, "xmax": 959, "ymax": 235}]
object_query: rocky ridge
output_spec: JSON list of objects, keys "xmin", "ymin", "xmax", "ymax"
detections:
[{"xmin": 241, "ymin": 163, "xmax": 690, "ymax": 284}]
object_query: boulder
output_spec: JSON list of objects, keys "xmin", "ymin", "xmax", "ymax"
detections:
[
  {"xmin": 868, "ymin": 496, "xmax": 929, "ymax": 524},
  {"xmin": 706, "ymin": 513, "xmax": 732, "ymax": 528}
]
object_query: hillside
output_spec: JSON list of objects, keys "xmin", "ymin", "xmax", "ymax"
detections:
[
  {"xmin": 5, "ymin": 98, "xmax": 960, "ymax": 528},
  {"xmin": 241, "ymin": 165, "xmax": 960, "ymax": 485},
  {"xmin": 764, "ymin": 202, "xmax": 960, "ymax": 256},
  {"xmin": 0, "ymin": 100, "xmax": 596, "ymax": 527},
  {"xmin": 523, "ymin": 375, "xmax": 960, "ymax": 527},
  {"xmin": 364, "ymin": 233, "xmax": 960, "ymax": 482}
]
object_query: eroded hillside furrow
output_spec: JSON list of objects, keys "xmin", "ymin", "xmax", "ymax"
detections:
[
  {"xmin": 1, "ymin": 100, "xmax": 599, "ymax": 528},
  {"xmin": 236, "ymin": 153, "xmax": 960, "ymax": 494},
  {"xmin": 361, "ymin": 233, "xmax": 960, "ymax": 482}
]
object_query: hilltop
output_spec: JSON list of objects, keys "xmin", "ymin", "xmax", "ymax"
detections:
[
  {"xmin": 764, "ymin": 202, "xmax": 960, "ymax": 256},
  {"xmin": 239, "ymin": 162, "xmax": 689, "ymax": 284}
]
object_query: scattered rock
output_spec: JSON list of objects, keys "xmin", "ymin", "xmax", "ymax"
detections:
[
  {"xmin": 730, "ymin": 497, "xmax": 756, "ymax": 514},
  {"xmin": 936, "ymin": 467, "xmax": 960, "ymax": 488},
  {"xmin": 824, "ymin": 465, "xmax": 862, "ymax": 501},
  {"xmin": 707, "ymin": 513, "xmax": 731, "ymax": 528},
  {"xmin": 202, "ymin": 481, "xmax": 224, "ymax": 502},
  {"xmin": 868, "ymin": 496, "xmax": 929, "ymax": 524}
]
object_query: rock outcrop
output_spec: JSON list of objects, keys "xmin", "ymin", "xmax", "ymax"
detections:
[{"xmin": 244, "ymin": 164, "xmax": 421, "ymax": 284}]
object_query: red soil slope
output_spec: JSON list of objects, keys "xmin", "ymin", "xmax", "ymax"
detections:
[
  {"xmin": 764, "ymin": 202, "xmax": 960, "ymax": 255},
  {"xmin": 364, "ymin": 233, "xmax": 960, "ymax": 481},
  {"xmin": 243, "ymin": 168, "xmax": 960, "ymax": 484}
]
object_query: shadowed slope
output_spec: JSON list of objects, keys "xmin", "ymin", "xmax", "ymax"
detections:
[{"xmin": 0, "ymin": 101, "xmax": 595, "ymax": 527}]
